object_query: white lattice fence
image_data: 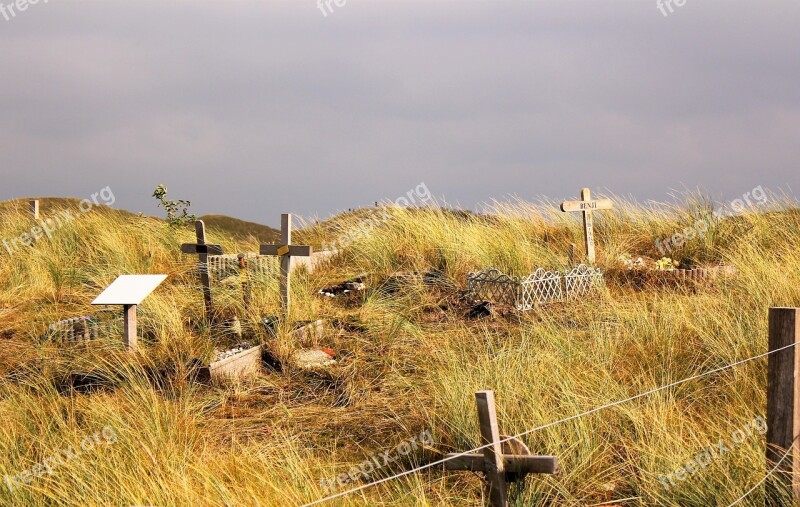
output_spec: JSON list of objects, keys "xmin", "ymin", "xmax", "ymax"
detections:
[
  {"xmin": 520, "ymin": 268, "xmax": 564, "ymax": 310},
  {"xmin": 207, "ymin": 254, "xmax": 280, "ymax": 283},
  {"xmin": 564, "ymin": 264, "xmax": 605, "ymax": 300},
  {"xmin": 467, "ymin": 264, "xmax": 604, "ymax": 311}
]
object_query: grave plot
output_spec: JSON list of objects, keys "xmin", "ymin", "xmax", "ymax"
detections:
[
  {"xmin": 607, "ymin": 255, "xmax": 737, "ymax": 289},
  {"xmin": 181, "ymin": 215, "xmax": 340, "ymax": 380},
  {"xmin": 182, "ymin": 218, "xmax": 336, "ymax": 321},
  {"xmin": 44, "ymin": 309, "xmax": 122, "ymax": 344},
  {"xmin": 467, "ymin": 264, "xmax": 603, "ymax": 311}
]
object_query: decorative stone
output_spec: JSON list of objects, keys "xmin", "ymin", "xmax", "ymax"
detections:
[{"xmin": 292, "ymin": 348, "xmax": 336, "ymax": 370}]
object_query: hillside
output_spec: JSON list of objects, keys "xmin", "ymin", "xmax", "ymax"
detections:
[
  {"xmin": 0, "ymin": 194, "xmax": 799, "ymax": 506},
  {"xmin": 199, "ymin": 214, "xmax": 280, "ymax": 243}
]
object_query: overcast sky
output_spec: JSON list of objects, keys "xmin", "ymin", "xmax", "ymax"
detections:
[{"xmin": 0, "ymin": 0, "xmax": 798, "ymax": 226}]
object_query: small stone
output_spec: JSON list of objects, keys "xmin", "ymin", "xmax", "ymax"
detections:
[
  {"xmin": 215, "ymin": 342, "xmax": 254, "ymax": 362},
  {"xmin": 293, "ymin": 348, "xmax": 336, "ymax": 369}
]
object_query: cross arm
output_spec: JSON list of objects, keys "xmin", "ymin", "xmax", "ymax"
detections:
[
  {"xmin": 444, "ymin": 453, "xmax": 558, "ymax": 474},
  {"xmin": 181, "ymin": 243, "xmax": 224, "ymax": 255},
  {"xmin": 260, "ymin": 244, "xmax": 313, "ymax": 257},
  {"xmin": 560, "ymin": 199, "xmax": 614, "ymax": 213}
]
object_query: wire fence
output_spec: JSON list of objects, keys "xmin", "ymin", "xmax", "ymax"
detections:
[{"xmin": 301, "ymin": 341, "xmax": 796, "ymax": 507}]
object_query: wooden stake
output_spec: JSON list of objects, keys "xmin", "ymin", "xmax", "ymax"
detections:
[
  {"xmin": 29, "ymin": 199, "xmax": 39, "ymax": 220},
  {"xmin": 767, "ymin": 307, "xmax": 800, "ymax": 504},
  {"xmin": 123, "ymin": 304, "xmax": 137, "ymax": 351},
  {"xmin": 238, "ymin": 253, "xmax": 252, "ymax": 310}
]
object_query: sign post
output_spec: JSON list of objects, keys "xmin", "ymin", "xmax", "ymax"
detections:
[{"xmin": 91, "ymin": 274, "xmax": 168, "ymax": 351}]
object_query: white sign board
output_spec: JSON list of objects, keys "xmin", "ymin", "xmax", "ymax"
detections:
[{"xmin": 92, "ymin": 275, "xmax": 168, "ymax": 306}]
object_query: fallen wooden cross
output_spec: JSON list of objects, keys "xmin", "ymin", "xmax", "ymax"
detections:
[
  {"xmin": 560, "ymin": 188, "xmax": 613, "ymax": 264},
  {"xmin": 181, "ymin": 220, "xmax": 224, "ymax": 319},
  {"xmin": 259, "ymin": 213, "xmax": 312, "ymax": 318},
  {"xmin": 445, "ymin": 391, "xmax": 558, "ymax": 507}
]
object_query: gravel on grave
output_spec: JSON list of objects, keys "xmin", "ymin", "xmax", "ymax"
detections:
[{"xmin": 215, "ymin": 343, "xmax": 257, "ymax": 362}]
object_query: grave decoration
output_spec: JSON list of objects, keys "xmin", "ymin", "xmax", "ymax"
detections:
[
  {"xmin": 609, "ymin": 254, "xmax": 736, "ymax": 288},
  {"xmin": 560, "ymin": 188, "xmax": 614, "ymax": 264},
  {"xmin": 318, "ymin": 276, "xmax": 366, "ymax": 298},
  {"xmin": 444, "ymin": 391, "xmax": 558, "ymax": 507},
  {"xmin": 467, "ymin": 265, "xmax": 603, "ymax": 311},
  {"xmin": 91, "ymin": 274, "xmax": 168, "ymax": 351}
]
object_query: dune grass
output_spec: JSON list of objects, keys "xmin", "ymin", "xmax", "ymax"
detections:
[{"xmin": 0, "ymin": 192, "xmax": 799, "ymax": 506}]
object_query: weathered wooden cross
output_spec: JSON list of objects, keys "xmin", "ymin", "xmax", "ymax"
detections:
[
  {"xmin": 259, "ymin": 214, "xmax": 312, "ymax": 317},
  {"xmin": 181, "ymin": 220, "xmax": 223, "ymax": 319},
  {"xmin": 560, "ymin": 188, "xmax": 613, "ymax": 264},
  {"xmin": 445, "ymin": 391, "xmax": 558, "ymax": 507}
]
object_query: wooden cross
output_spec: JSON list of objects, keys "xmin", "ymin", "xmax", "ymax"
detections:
[
  {"xmin": 560, "ymin": 188, "xmax": 613, "ymax": 264},
  {"xmin": 181, "ymin": 220, "xmax": 223, "ymax": 319},
  {"xmin": 445, "ymin": 391, "xmax": 558, "ymax": 507},
  {"xmin": 259, "ymin": 214, "xmax": 312, "ymax": 317}
]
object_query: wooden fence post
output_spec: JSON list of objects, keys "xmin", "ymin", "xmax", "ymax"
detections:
[
  {"xmin": 29, "ymin": 199, "xmax": 39, "ymax": 220},
  {"xmin": 767, "ymin": 307, "xmax": 800, "ymax": 504}
]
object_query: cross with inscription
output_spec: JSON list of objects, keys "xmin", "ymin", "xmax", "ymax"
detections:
[
  {"xmin": 445, "ymin": 391, "xmax": 559, "ymax": 507},
  {"xmin": 259, "ymin": 214, "xmax": 312, "ymax": 317},
  {"xmin": 560, "ymin": 188, "xmax": 613, "ymax": 264}
]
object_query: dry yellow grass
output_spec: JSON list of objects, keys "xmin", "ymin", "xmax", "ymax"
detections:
[{"xmin": 0, "ymin": 193, "xmax": 799, "ymax": 506}]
